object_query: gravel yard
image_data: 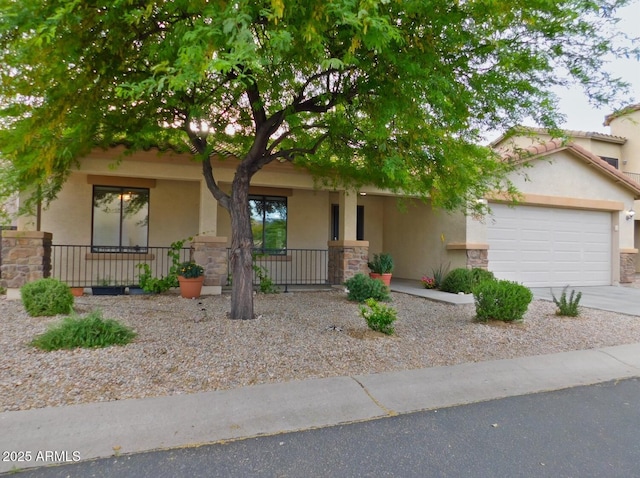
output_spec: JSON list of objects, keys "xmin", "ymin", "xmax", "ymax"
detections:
[{"xmin": 2, "ymin": 288, "xmax": 640, "ymax": 412}]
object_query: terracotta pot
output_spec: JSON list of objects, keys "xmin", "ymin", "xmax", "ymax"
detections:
[
  {"xmin": 178, "ymin": 276, "xmax": 204, "ymax": 299},
  {"xmin": 70, "ymin": 287, "xmax": 84, "ymax": 297},
  {"xmin": 369, "ymin": 273, "xmax": 392, "ymax": 287}
]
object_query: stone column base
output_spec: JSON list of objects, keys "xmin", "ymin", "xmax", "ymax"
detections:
[
  {"xmin": 620, "ymin": 249, "xmax": 638, "ymax": 284},
  {"xmin": 190, "ymin": 236, "xmax": 228, "ymax": 294},
  {"xmin": 328, "ymin": 240, "xmax": 369, "ymax": 285}
]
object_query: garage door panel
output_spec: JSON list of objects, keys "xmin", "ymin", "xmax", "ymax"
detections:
[{"xmin": 487, "ymin": 204, "xmax": 611, "ymax": 287}]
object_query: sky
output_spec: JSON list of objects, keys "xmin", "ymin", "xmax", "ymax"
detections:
[{"xmin": 551, "ymin": 1, "xmax": 640, "ymax": 134}]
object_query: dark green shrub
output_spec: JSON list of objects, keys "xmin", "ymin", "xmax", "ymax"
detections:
[
  {"xmin": 360, "ymin": 298, "xmax": 397, "ymax": 335},
  {"xmin": 344, "ymin": 273, "xmax": 390, "ymax": 302},
  {"xmin": 441, "ymin": 267, "xmax": 495, "ymax": 294},
  {"xmin": 21, "ymin": 278, "xmax": 74, "ymax": 317},
  {"xmin": 473, "ymin": 280, "xmax": 533, "ymax": 322},
  {"xmin": 471, "ymin": 268, "xmax": 495, "ymax": 284},
  {"xmin": 552, "ymin": 286, "xmax": 582, "ymax": 317},
  {"xmin": 31, "ymin": 310, "xmax": 137, "ymax": 350},
  {"xmin": 431, "ymin": 262, "xmax": 450, "ymax": 289},
  {"xmin": 367, "ymin": 253, "xmax": 394, "ymax": 274}
]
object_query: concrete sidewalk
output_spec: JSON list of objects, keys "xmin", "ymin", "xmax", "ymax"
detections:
[{"xmin": 2, "ymin": 343, "xmax": 640, "ymax": 474}]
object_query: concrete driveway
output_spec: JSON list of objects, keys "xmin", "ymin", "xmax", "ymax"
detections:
[{"xmin": 530, "ymin": 286, "xmax": 640, "ymax": 316}]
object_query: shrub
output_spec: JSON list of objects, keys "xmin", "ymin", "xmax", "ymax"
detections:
[
  {"xmin": 344, "ymin": 273, "xmax": 390, "ymax": 302},
  {"xmin": 31, "ymin": 310, "xmax": 137, "ymax": 351},
  {"xmin": 367, "ymin": 253, "xmax": 394, "ymax": 274},
  {"xmin": 253, "ymin": 264, "xmax": 279, "ymax": 294},
  {"xmin": 21, "ymin": 278, "xmax": 74, "ymax": 317},
  {"xmin": 441, "ymin": 267, "xmax": 495, "ymax": 294},
  {"xmin": 551, "ymin": 286, "xmax": 582, "ymax": 317},
  {"xmin": 431, "ymin": 263, "xmax": 450, "ymax": 289},
  {"xmin": 473, "ymin": 280, "xmax": 533, "ymax": 322},
  {"xmin": 360, "ymin": 298, "xmax": 397, "ymax": 335}
]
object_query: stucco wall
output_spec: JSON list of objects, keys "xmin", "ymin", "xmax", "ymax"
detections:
[
  {"xmin": 149, "ymin": 179, "xmax": 200, "ymax": 246},
  {"xmin": 382, "ymin": 198, "xmax": 467, "ymax": 280}
]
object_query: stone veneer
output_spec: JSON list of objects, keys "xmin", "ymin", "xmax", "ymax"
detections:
[
  {"xmin": 328, "ymin": 240, "xmax": 369, "ymax": 285},
  {"xmin": 466, "ymin": 248, "xmax": 489, "ymax": 270},
  {"xmin": 190, "ymin": 236, "xmax": 228, "ymax": 287},
  {"xmin": 0, "ymin": 231, "xmax": 52, "ymax": 289},
  {"xmin": 620, "ymin": 251, "xmax": 637, "ymax": 284}
]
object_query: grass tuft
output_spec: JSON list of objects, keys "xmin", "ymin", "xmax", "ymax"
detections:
[{"xmin": 31, "ymin": 310, "xmax": 136, "ymax": 351}]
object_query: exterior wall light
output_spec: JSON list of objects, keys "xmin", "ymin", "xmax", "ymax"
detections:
[{"xmin": 626, "ymin": 209, "xmax": 635, "ymax": 220}]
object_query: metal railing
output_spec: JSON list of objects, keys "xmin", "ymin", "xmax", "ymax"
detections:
[
  {"xmin": 51, "ymin": 245, "xmax": 190, "ymax": 287},
  {"xmin": 623, "ymin": 171, "xmax": 640, "ymax": 185},
  {"xmin": 228, "ymin": 248, "xmax": 330, "ymax": 290},
  {"xmin": 51, "ymin": 245, "xmax": 331, "ymax": 290}
]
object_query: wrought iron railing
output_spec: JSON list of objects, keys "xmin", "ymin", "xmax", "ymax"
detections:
[
  {"xmin": 51, "ymin": 245, "xmax": 331, "ymax": 290},
  {"xmin": 51, "ymin": 245, "xmax": 190, "ymax": 287},
  {"xmin": 228, "ymin": 248, "xmax": 330, "ymax": 290},
  {"xmin": 623, "ymin": 171, "xmax": 640, "ymax": 184}
]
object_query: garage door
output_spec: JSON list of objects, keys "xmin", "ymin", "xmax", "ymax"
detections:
[{"xmin": 487, "ymin": 204, "xmax": 611, "ymax": 287}]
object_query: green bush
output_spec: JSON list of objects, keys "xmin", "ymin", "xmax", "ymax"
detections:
[
  {"xmin": 367, "ymin": 253, "xmax": 394, "ymax": 274},
  {"xmin": 31, "ymin": 310, "xmax": 137, "ymax": 350},
  {"xmin": 344, "ymin": 273, "xmax": 390, "ymax": 302},
  {"xmin": 552, "ymin": 286, "xmax": 582, "ymax": 317},
  {"xmin": 21, "ymin": 278, "xmax": 74, "ymax": 317},
  {"xmin": 473, "ymin": 280, "xmax": 533, "ymax": 322},
  {"xmin": 441, "ymin": 268, "xmax": 495, "ymax": 294},
  {"xmin": 360, "ymin": 298, "xmax": 397, "ymax": 335}
]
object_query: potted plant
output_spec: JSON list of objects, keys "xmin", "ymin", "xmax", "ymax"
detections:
[
  {"xmin": 91, "ymin": 277, "xmax": 125, "ymax": 296},
  {"xmin": 177, "ymin": 261, "xmax": 205, "ymax": 298},
  {"xmin": 367, "ymin": 252, "xmax": 394, "ymax": 287}
]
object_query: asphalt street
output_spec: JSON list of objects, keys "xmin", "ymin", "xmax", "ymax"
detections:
[{"xmin": 9, "ymin": 378, "xmax": 640, "ymax": 478}]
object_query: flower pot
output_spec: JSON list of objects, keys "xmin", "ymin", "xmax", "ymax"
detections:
[
  {"xmin": 70, "ymin": 287, "xmax": 84, "ymax": 297},
  {"xmin": 178, "ymin": 276, "xmax": 204, "ymax": 299},
  {"xmin": 369, "ymin": 272, "xmax": 392, "ymax": 287},
  {"xmin": 91, "ymin": 286, "xmax": 126, "ymax": 296}
]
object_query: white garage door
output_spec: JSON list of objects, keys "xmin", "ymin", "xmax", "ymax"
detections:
[{"xmin": 487, "ymin": 204, "xmax": 611, "ymax": 287}]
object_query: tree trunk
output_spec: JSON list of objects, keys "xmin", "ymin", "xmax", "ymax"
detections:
[{"xmin": 228, "ymin": 171, "xmax": 255, "ymax": 320}]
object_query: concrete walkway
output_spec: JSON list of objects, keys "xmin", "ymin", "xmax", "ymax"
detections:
[
  {"xmin": 2, "ymin": 343, "xmax": 640, "ymax": 473},
  {"xmin": 391, "ymin": 278, "xmax": 640, "ymax": 316}
]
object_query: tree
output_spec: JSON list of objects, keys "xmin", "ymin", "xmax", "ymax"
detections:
[{"xmin": 0, "ymin": 0, "xmax": 636, "ymax": 320}]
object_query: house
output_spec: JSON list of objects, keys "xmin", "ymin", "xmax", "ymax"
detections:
[{"xmin": 2, "ymin": 105, "xmax": 640, "ymax": 295}]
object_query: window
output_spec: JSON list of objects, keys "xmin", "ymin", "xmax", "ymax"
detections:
[
  {"xmin": 250, "ymin": 195, "xmax": 287, "ymax": 253},
  {"xmin": 92, "ymin": 186, "xmax": 149, "ymax": 253},
  {"xmin": 600, "ymin": 156, "xmax": 619, "ymax": 169}
]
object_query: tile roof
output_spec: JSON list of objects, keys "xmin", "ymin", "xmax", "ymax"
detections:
[
  {"xmin": 604, "ymin": 103, "xmax": 640, "ymax": 126},
  {"xmin": 503, "ymin": 139, "xmax": 640, "ymax": 198},
  {"xmin": 489, "ymin": 126, "xmax": 626, "ymax": 147}
]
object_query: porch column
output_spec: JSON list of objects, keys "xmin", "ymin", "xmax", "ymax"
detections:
[
  {"xmin": 446, "ymin": 242, "xmax": 489, "ymax": 269},
  {"xmin": 1, "ymin": 230, "xmax": 52, "ymax": 300},
  {"xmin": 199, "ymin": 180, "xmax": 219, "ymax": 236},
  {"xmin": 328, "ymin": 240, "xmax": 369, "ymax": 285},
  {"xmin": 620, "ymin": 249, "xmax": 638, "ymax": 283},
  {"xmin": 190, "ymin": 235, "xmax": 228, "ymax": 295},
  {"xmin": 338, "ymin": 191, "xmax": 357, "ymax": 240}
]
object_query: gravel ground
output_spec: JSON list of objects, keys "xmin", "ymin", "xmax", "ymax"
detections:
[{"xmin": 1, "ymin": 286, "xmax": 640, "ymax": 412}]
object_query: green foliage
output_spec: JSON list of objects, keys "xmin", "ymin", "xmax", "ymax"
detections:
[
  {"xmin": 551, "ymin": 286, "xmax": 582, "ymax": 317},
  {"xmin": 20, "ymin": 278, "xmax": 74, "ymax": 317},
  {"xmin": 473, "ymin": 280, "xmax": 533, "ymax": 322},
  {"xmin": 360, "ymin": 298, "xmax": 397, "ymax": 335},
  {"xmin": 136, "ymin": 263, "xmax": 171, "ymax": 293},
  {"xmin": 367, "ymin": 253, "xmax": 394, "ymax": 274},
  {"xmin": 431, "ymin": 263, "xmax": 450, "ymax": 290},
  {"xmin": 178, "ymin": 261, "xmax": 204, "ymax": 278},
  {"xmin": 30, "ymin": 310, "xmax": 136, "ymax": 351},
  {"xmin": 440, "ymin": 268, "xmax": 495, "ymax": 294},
  {"xmin": 135, "ymin": 239, "xmax": 190, "ymax": 293},
  {"xmin": 1, "ymin": 0, "xmax": 635, "ymax": 222},
  {"xmin": 252, "ymin": 264, "xmax": 279, "ymax": 294},
  {"xmin": 344, "ymin": 273, "xmax": 390, "ymax": 303}
]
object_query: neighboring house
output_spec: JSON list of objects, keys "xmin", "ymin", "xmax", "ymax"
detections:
[{"xmin": 2, "ymin": 105, "xmax": 640, "ymax": 293}]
